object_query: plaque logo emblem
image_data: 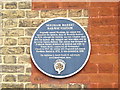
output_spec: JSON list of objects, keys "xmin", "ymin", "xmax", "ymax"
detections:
[{"xmin": 54, "ymin": 59, "xmax": 66, "ymax": 74}]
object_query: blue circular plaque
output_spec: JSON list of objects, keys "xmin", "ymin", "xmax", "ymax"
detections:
[{"xmin": 30, "ymin": 17, "xmax": 91, "ymax": 78}]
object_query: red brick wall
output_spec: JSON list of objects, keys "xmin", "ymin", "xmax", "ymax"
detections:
[
  {"xmin": 32, "ymin": 2, "xmax": 119, "ymax": 88},
  {"xmin": 88, "ymin": 2, "xmax": 118, "ymax": 88}
]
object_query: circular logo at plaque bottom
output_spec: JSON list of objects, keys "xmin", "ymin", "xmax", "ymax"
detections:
[
  {"xmin": 54, "ymin": 59, "xmax": 66, "ymax": 74},
  {"xmin": 30, "ymin": 17, "xmax": 91, "ymax": 78}
]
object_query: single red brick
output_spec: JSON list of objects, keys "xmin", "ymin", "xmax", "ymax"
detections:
[
  {"xmin": 98, "ymin": 63, "xmax": 113, "ymax": 73},
  {"xmin": 32, "ymin": 2, "xmax": 46, "ymax": 10},
  {"xmin": 61, "ymin": 74, "xmax": 89, "ymax": 84},
  {"xmin": 99, "ymin": 17, "xmax": 118, "ymax": 25},
  {"xmin": 98, "ymin": 45, "xmax": 118, "ymax": 54},
  {"xmin": 89, "ymin": 25, "xmax": 118, "ymax": 35},
  {"xmin": 90, "ymin": 35, "xmax": 118, "ymax": 44},
  {"xmin": 88, "ymin": 83, "xmax": 98, "ymax": 88},
  {"xmin": 46, "ymin": 2, "xmax": 59, "ymax": 9},
  {"xmin": 61, "ymin": 2, "xmax": 88, "ymax": 9},
  {"xmin": 99, "ymin": 7, "xmax": 113, "ymax": 16},
  {"xmin": 90, "ymin": 2, "xmax": 118, "ymax": 7},
  {"xmin": 89, "ymin": 18, "xmax": 101, "ymax": 26},
  {"xmin": 98, "ymin": 83, "xmax": 113, "ymax": 88},
  {"xmin": 89, "ymin": 7, "xmax": 99, "ymax": 17},
  {"xmin": 89, "ymin": 54, "xmax": 118, "ymax": 64},
  {"xmin": 90, "ymin": 17, "xmax": 118, "ymax": 26},
  {"xmin": 89, "ymin": 74, "xmax": 118, "ymax": 83},
  {"xmin": 81, "ymin": 62, "xmax": 98, "ymax": 73}
]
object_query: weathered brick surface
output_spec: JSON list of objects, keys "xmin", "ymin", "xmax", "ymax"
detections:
[
  {"xmin": 18, "ymin": 2, "xmax": 31, "ymax": 9},
  {"xmin": 84, "ymin": 27, "xmax": 88, "ymax": 31},
  {"xmin": 90, "ymin": 35, "xmax": 118, "ymax": 44},
  {"xmin": 90, "ymin": 2, "xmax": 118, "ymax": 7},
  {"xmin": 41, "ymin": 84, "xmax": 67, "ymax": 88},
  {"xmin": 2, "ymin": 65, "xmax": 24, "ymax": 73},
  {"xmin": 68, "ymin": 9, "xmax": 83, "ymax": 17},
  {"xmin": 3, "ymin": 19, "xmax": 18, "ymax": 28},
  {"xmin": 2, "ymin": 10, "xmax": 25, "ymax": 19},
  {"xmin": 46, "ymin": 2, "xmax": 59, "ymax": 9},
  {"xmin": 83, "ymin": 9, "xmax": 88, "ymax": 17},
  {"xmin": 113, "ymin": 64, "xmax": 118, "ymax": 73},
  {"xmin": 25, "ymin": 28, "xmax": 36, "ymax": 36},
  {"xmin": 88, "ymin": 83, "xmax": 98, "ymax": 88},
  {"xmin": 18, "ymin": 74, "xmax": 30, "ymax": 82},
  {"xmin": 89, "ymin": 25, "xmax": 118, "ymax": 35},
  {"xmin": 0, "ymin": 2, "xmax": 3, "ymax": 9},
  {"xmin": 68, "ymin": 9, "xmax": 88, "ymax": 17},
  {"xmin": 68, "ymin": 83, "xmax": 87, "ymax": 88},
  {"xmin": 1, "ymin": 47, "xmax": 24, "ymax": 54},
  {"xmin": 89, "ymin": 7, "xmax": 99, "ymax": 17},
  {"xmin": 81, "ymin": 63, "xmax": 97, "ymax": 73},
  {"xmin": 3, "ymin": 56, "xmax": 16, "ymax": 64},
  {"xmin": 73, "ymin": 18, "xmax": 88, "ymax": 26},
  {"xmin": 3, "ymin": 75, "xmax": 16, "ymax": 82},
  {"xmin": 18, "ymin": 38, "xmax": 31, "ymax": 45},
  {"xmin": 0, "ymin": 56, "xmax": 2, "ymax": 63},
  {"xmin": 32, "ymin": 2, "xmax": 45, "ymax": 10},
  {"xmin": 26, "ymin": 47, "xmax": 30, "ymax": 54},
  {"xmin": 0, "ymin": 38, "xmax": 3, "ymax": 45},
  {"xmin": 89, "ymin": 74, "xmax": 118, "ymax": 83},
  {"xmin": 4, "ymin": 38, "xmax": 17, "ymax": 45},
  {"xmin": 89, "ymin": 17, "xmax": 118, "ymax": 26},
  {"xmin": 41, "ymin": 10, "xmax": 67, "ymax": 18},
  {"xmin": 2, "ymin": 84, "xmax": 24, "ymax": 88},
  {"xmin": 26, "ymin": 67, "xmax": 31, "ymax": 73},
  {"xmin": 2, "ymin": 29, "xmax": 24, "ymax": 36},
  {"xmin": 26, "ymin": 10, "xmax": 39, "ymax": 18},
  {"xmin": 19, "ymin": 19, "xmax": 44, "ymax": 27},
  {"xmin": 98, "ymin": 64, "xmax": 113, "ymax": 73},
  {"xmin": 0, "ymin": 74, "xmax": 2, "ymax": 82},
  {"xmin": 113, "ymin": 7, "xmax": 118, "ymax": 16},
  {"xmin": 89, "ymin": 54, "xmax": 118, "ymax": 64},
  {"xmin": 18, "ymin": 55, "xmax": 30, "ymax": 64},
  {"xmin": 99, "ymin": 7, "xmax": 113, "ymax": 16},
  {"xmin": 98, "ymin": 45, "xmax": 118, "ymax": 54},
  {"xmin": 98, "ymin": 83, "xmax": 113, "ymax": 88},
  {"xmin": 5, "ymin": 2, "xmax": 17, "ymax": 9},
  {"xmin": 25, "ymin": 83, "xmax": 38, "ymax": 88}
]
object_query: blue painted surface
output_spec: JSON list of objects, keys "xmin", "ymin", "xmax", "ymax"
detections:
[{"xmin": 31, "ymin": 18, "xmax": 90, "ymax": 78}]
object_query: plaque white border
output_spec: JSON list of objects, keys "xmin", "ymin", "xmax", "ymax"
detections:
[{"xmin": 30, "ymin": 17, "xmax": 91, "ymax": 78}]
